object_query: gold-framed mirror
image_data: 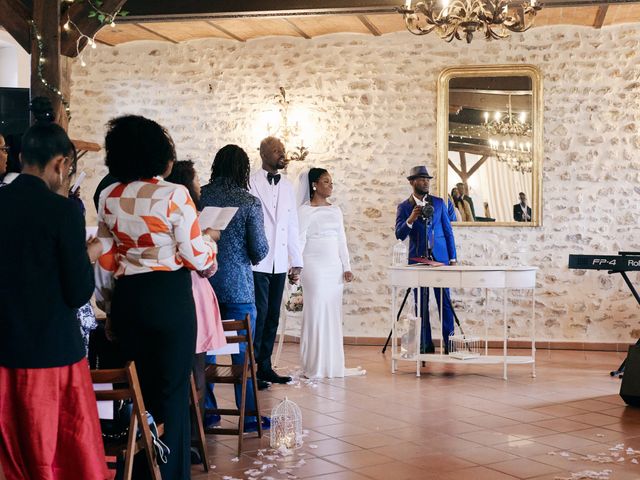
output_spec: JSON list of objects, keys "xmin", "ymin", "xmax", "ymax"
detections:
[{"xmin": 437, "ymin": 65, "xmax": 543, "ymax": 226}]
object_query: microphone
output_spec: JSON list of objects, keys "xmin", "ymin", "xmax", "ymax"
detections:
[{"xmin": 420, "ymin": 195, "xmax": 434, "ymax": 221}]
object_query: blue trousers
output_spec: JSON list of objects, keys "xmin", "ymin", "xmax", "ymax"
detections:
[
  {"xmin": 205, "ymin": 302, "xmax": 258, "ymax": 423},
  {"xmin": 415, "ymin": 287, "xmax": 454, "ymax": 348}
]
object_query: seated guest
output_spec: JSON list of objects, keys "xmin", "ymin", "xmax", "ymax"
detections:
[
  {"xmin": 0, "ymin": 122, "xmax": 108, "ymax": 480},
  {"xmin": 513, "ymin": 192, "xmax": 532, "ymax": 222},
  {"xmin": 95, "ymin": 115, "xmax": 216, "ymax": 479},
  {"xmin": 199, "ymin": 144, "xmax": 270, "ymax": 431},
  {"xmin": 165, "ymin": 160, "xmax": 226, "ymax": 452}
]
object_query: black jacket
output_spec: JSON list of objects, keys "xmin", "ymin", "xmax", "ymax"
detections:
[
  {"xmin": 0, "ymin": 174, "xmax": 95, "ymax": 368},
  {"xmin": 513, "ymin": 203, "xmax": 532, "ymax": 222}
]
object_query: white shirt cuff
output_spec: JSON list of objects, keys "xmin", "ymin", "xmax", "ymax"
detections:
[{"xmin": 406, "ymin": 221, "xmax": 413, "ymax": 228}]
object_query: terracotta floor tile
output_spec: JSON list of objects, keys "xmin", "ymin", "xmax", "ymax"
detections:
[
  {"xmin": 439, "ymin": 465, "xmax": 520, "ymax": 480},
  {"xmin": 294, "ymin": 457, "xmax": 347, "ymax": 478},
  {"xmin": 302, "ymin": 438, "xmax": 363, "ymax": 457},
  {"xmin": 565, "ymin": 412, "xmax": 620, "ymax": 427},
  {"xmin": 531, "ymin": 417, "xmax": 592, "ymax": 433},
  {"xmin": 355, "ymin": 461, "xmax": 433, "ymax": 480},
  {"xmin": 191, "ymin": 346, "xmax": 631, "ymax": 480},
  {"xmin": 460, "ymin": 446, "xmax": 520, "ymax": 465},
  {"xmin": 323, "ymin": 450, "xmax": 394, "ymax": 470},
  {"xmin": 488, "ymin": 458, "xmax": 563, "ymax": 478},
  {"xmin": 535, "ymin": 433, "xmax": 598, "ymax": 449},
  {"xmin": 305, "ymin": 472, "xmax": 372, "ymax": 480}
]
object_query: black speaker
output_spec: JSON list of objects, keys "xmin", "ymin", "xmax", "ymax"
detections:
[{"xmin": 620, "ymin": 345, "xmax": 640, "ymax": 407}]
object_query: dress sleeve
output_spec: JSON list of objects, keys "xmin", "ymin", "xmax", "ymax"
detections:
[
  {"xmin": 337, "ymin": 207, "xmax": 351, "ymax": 272},
  {"xmin": 297, "ymin": 205, "xmax": 310, "ymax": 256},
  {"xmin": 168, "ymin": 186, "xmax": 216, "ymax": 271}
]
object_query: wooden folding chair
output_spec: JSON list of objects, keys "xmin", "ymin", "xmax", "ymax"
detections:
[
  {"xmin": 190, "ymin": 373, "xmax": 209, "ymax": 472},
  {"xmin": 204, "ymin": 314, "xmax": 262, "ymax": 455},
  {"xmin": 91, "ymin": 361, "xmax": 163, "ymax": 480}
]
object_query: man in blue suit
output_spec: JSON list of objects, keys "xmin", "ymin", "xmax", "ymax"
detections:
[{"xmin": 395, "ymin": 166, "xmax": 458, "ymax": 354}]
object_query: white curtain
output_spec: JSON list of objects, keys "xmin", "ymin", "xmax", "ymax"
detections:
[{"xmin": 448, "ymin": 153, "xmax": 531, "ymax": 223}]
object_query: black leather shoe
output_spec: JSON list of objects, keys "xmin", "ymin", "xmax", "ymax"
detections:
[
  {"xmin": 257, "ymin": 379, "xmax": 271, "ymax": 390},
  {"xmin": 259, "ymin": 369, "xmax": 292, "ymax": 384}
]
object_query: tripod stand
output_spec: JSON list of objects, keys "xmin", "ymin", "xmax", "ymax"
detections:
[
  {"xmin": 382, "ymin": 208, "xmax": 464, "ymax": 354},
  {"xmin": 609, "ymin": 265, "xmax": 640, "ymax": 377}
]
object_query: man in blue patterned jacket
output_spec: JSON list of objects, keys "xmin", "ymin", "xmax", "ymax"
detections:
[
  {"xmin": 200, "ymin": 144, "xmax": 270, "ymax": 432},
  {"xmin": 395, "ymin": 166, "xmax": 457, "ymax": 354}
]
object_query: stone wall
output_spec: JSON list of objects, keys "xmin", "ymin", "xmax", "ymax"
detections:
[{"xmin": 69, "ymin": 24, "xmax": 640, "ymax": 342}]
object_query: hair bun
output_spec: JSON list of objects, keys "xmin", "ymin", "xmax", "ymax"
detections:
[{"xmin": 30, "ymin": 96, "xmax": 55, "ymax": 124}]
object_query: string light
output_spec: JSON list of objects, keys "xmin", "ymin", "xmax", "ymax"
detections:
[{"xmin": 29, "ymin": 21, "xmax": 72, "ymax": 120}]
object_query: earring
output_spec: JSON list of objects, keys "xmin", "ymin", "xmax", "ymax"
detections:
[{"xmin": 312, "ymin": 186, "xmax": 316, "ymax": 190}]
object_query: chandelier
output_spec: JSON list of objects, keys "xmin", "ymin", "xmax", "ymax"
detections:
[
  {"xmin": 398, "ymin": 0, "xmax": 542, "ymax": 43},
  {"xmin": 485, "ymin": 94, "xmax": 532, "ymax": 173}
]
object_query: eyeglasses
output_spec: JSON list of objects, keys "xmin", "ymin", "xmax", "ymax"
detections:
[{"xmin": 0, "ymin": 146, "xmax": 9, "ymax": 153}]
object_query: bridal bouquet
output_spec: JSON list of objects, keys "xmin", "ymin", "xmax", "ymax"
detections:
[{"xmin": 285, "ymin": 285, "xmax": 303, "ymax": 312}]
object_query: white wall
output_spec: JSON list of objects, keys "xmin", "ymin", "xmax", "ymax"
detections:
[
  {"xmin": 0, "ymin": 29, "xmax": 30, "ymax": 88},
  {"xmin": 68, "ymin": 24, "xmax": 640, "ymax": 342}
]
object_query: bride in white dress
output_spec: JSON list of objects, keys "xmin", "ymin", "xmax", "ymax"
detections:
[{"xmin": 297, "ymin": 168, "xmax": 365, "ymax": 379}]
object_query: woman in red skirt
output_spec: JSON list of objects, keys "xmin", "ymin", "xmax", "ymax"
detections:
[{"xmin": 0, "ymin": 122, "xmax": 108, "ymax": 480}]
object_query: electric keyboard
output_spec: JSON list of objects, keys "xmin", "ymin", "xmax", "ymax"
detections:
[{"xmin": 568, "ymin": 252, "xmax": 640, "ymax": 272}]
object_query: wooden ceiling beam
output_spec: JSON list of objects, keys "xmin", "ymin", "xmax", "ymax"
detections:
[
  {"xmin": 60, "ymin": 0, "xmax": 128, "ymax": 57},
  {"xmin": 134, "ymin": 23, "xmax": 179, "ymax": 43},
  {"xmin": 0, "ymin": 0, "xmax": 32, "ymax": 52},
  {"xmin": 283, "ymin": 18, "xmax": 311, "ymax": 39},
  {"xmin": 205, "ymin": 21, "xmax": 246, "ymax": 42},
  {"xmin": 357, "ymin": 15, "xmax": 381, "ymax": 35},
  {"xmin": 593, "ymin": 5, "xmax": 608, "ymax": 28}
]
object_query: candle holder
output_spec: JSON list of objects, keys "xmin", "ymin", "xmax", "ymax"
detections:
[{"xmin": 270, "ymin": 397, "xmax": 303, "ymax": 450}]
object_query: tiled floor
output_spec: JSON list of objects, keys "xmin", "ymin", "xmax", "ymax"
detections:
[{"xmin": 191, "ymin": 345, "xmax": 640, "ymax": 479}]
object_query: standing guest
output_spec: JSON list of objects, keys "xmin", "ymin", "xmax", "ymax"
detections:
[
  {"xmin": 0, "ymin": 123, "xmax": 108, "ymax": 480},
  {"xmin": 96, "ymin": 115, "xmax": 216, "ymax": 480},
  {"xmin": 513, "ymin": 192, "xmax": 532, "ymax": 222},
  {"xmin": 200, "ymin": 145, "xmax": 270, "ymax": 431},
  {"xmin": 451, "ymin": 186, "xmax": 473, "ymax": 222},
  {"xmin": 165, "ymin": 160, "xmax": 227, "ymax": 463},
  {"xmin": 456, "ymin": 181, "xmax": 476, "ymax": 221},
  {"xmin": 250, "ymin": 137, "xmax": 303, "ymax": 386},
  {"xmin": 297, "ymin": 168, "xmax": 363, "ymax": 378},
  {"xmin": 396, "ymin": 166, "xmax": 457, "ymax": 354}
]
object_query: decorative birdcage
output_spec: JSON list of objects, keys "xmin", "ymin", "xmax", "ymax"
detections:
[
  {"xmin": 448, "ymin": 334, "xmax": 482, "ymax": 360},
  {"xmin": 270, "ymin": 397, "xmax": 303, "ymax": 449}
]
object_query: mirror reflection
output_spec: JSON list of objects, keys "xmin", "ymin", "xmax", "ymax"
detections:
[{"xmin": 438, "ymin": 66, "xmax": 542, "ymax": 226}]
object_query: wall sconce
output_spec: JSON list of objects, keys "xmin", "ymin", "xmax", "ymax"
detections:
[{"xmin": 265, "ymin": 87, "xmax": 309, "ymax": 164}]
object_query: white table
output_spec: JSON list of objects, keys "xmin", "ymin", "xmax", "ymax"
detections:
[{"xmin": 388, "ymin": 265, "xmax": 537, "ymax": 379}]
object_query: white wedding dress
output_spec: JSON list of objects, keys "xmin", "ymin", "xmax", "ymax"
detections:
[{"xmin": 298, "ymin": 204, "xmax": 365, "ymax": 379}]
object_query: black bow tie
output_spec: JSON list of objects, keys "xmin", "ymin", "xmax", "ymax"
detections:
[{"xmin": 267, "ymin": 173, "xmax": 281, "ymax": 185}]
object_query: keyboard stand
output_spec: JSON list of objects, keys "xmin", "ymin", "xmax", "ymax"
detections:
[{"xmin": 609, "ymin": 252, "xmax": 640, "ymax": 377}]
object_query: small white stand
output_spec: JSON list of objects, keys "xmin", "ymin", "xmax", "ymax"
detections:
[{"xmin": 389, "ymin": 265, "xmax": 537, "ymax": 380}]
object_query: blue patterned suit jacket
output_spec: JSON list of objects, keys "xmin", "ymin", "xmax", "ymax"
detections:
[
  {"xmin": 395, "ymin": 194, "xmax": 457, "ymax": 264},
  {"xmin": 200, "ymin": 177, "xmax": 269, "ymax": 304}
]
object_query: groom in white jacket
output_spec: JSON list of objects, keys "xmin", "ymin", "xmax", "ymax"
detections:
[{"xmin": 250, "ymin": 137, "xmax": 303, "ymax": 386}]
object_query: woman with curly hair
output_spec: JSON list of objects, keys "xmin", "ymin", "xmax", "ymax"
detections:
[{"xmin": 95, "ymin": 115, "xmax": 216, "ymax": 479}]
